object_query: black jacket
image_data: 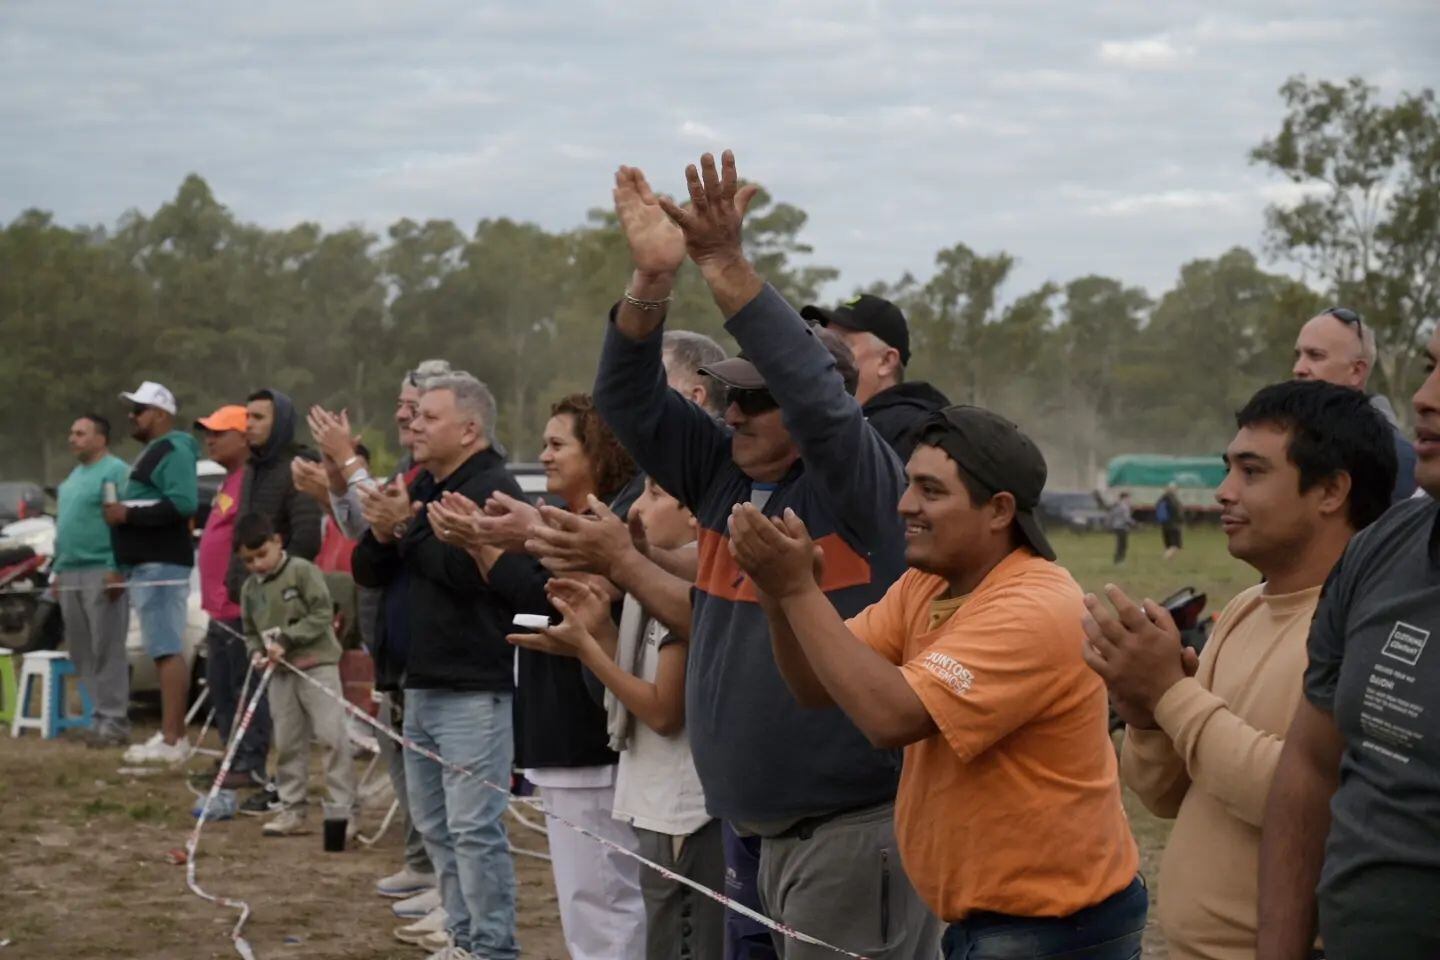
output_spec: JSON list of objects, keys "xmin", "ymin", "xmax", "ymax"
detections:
[
  {"xmin": 224, "ymin": 390, "xmax": 322, "ymax": 601},
  {"xmin": 351, "ymin": 448, "xmax": 519, "ymax": 693},
  {"xmin": 864, "ymin": 381, "xmax": 951, "ymax": 462}
]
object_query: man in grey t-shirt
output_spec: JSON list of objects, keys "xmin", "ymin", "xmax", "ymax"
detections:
[{"xmin": 1258, "ymin": 328, "xmax": 1440, "ymax": 960}]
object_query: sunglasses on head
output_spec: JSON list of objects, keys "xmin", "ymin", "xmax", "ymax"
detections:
[
  {"xmin": 1325, "ymin": 306, "xmax": 1364, "ymax": 341},
  {"xmin": 725, "ymin": 387, "xmax": 778, "ymax": 417}
]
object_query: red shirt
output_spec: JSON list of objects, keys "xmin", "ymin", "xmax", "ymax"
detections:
[{"xmin": 198, "ymin": 470, "xmax": 243, "ymax": 620}]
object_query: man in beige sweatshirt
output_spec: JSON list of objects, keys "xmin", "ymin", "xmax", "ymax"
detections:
[{"xmin": 1080, "ymin": 380, "xmax": 1398, "ymax": 960}]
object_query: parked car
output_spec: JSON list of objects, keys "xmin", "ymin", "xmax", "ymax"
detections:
[
  {"xmin": 1038, "ymin": 490, "xmax": 1108, "ymax": 532},
  {"xmin": 0, "ymin": 481, "xmax": 47, "ymax": 524}
]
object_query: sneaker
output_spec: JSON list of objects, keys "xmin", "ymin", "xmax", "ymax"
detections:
[
  {"xmin": 262, "ymin": 808, "xmax": 310, "ymax": 836},
  {"xmin": 395, "ymin": 907, "xmax": 447, "ymax": 945},
  {"xmin": 419, "ymin": 928, "xmax": 453, "ymax": 951},
  {"xmin": 215, "ymin": 768, "xmax": 267, "ymax": 791},
  {"xmin": 377, "ymin": 866, "xmax": 438, "ymax": 899},
  {"xmin": 122, "ymin": 732, "xmax": 164, "ymax": 763},
  {"xmin": 393, "ymin": 886, "xmax": 441, "ymax": 919},
  {"xmin": 239, "ymin": 785, "xmax": 281, "ymax": 817}
]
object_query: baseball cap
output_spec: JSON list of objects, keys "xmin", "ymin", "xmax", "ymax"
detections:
[
  {"xmin": 912, "ymin": 405, "xmax": 1056, "ymax": 561},
  {"xmin": 801, "ymin": 294, "xmax": 911, "ymax": 367},
  {"xmin": 120, "ymin": 381, "xmax": 178, "ymax": 415},
  {"xmin": 194, "ymin": 404, "xmax": 248, "ymax": 434},
  {"xmin": 699, "ymin": 327, "xmax": 860, "ymax": 397}
]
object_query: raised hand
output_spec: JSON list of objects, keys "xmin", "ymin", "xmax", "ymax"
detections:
[
  {"xmin": 307, "ymin": 406, "xmax": 358, "ymax": 465},
  {"xmin": 291, "ymin": 457, "xmax": 330, "ymax": 506},
  {"xmin": 470, "ymin": 491, "xmax": 543, "ymax": 552},
  {"xmin": 614, "ymin": 166, "xmax": 686, "ymax": 280},
  {"xmin": 727, "ymin": 504, "xmax": 823, "ymax": 600},
  {"xmin": 1080, "ymin": 584, "xmax": 1190, "ymax": 719},
  {"xmin": 359, "ymin": 475, "xmax": 416, "ymax": 542},
  {"xmin": 427, "ymin": 493, "xmax": 488, "ymax": 551},
  {"xmin": 525, "ymin": 494, "xmax": 635, "ymax": 577},
  {"xmin": 505, "ymin": 584, "xmax": 611, "ymax": 661},
  {"xmin": 656, "ymin": 150, "xmax": 760, "ymax": 274}
]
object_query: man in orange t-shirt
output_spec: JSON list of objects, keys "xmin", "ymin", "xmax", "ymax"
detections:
[{"xmin": 729, "ymin": 405, "xmax": 1143, "ymax": 959}]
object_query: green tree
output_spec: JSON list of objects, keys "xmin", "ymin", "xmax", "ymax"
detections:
[{"xmin": 1252, "ymin": 76, "xmax": 1439, "ymax": 411}]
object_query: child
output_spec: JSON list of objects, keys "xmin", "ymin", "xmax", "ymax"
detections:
[
  {"xmin": 235, "ymin": 512, "xmax": 356, "ymax": 837},
  {"xmin": 509, "ymin": 478, "xmax": 724, "ymax": 959}
]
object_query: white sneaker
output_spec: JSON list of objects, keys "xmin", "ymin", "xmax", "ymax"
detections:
[
  {"xmin": 423, "ymin": 947, "xmax": 472, "ymax": 960},
  {"xmin": 377, "ymin": 866, "xmax": 438, "ymax": 899},
  {"xmin": 395, "ymin": 907, "xmax": 447, "ymax": 945},
  {"xmin": 419, "ymin": 928, "xmax": 456, "ymax": 952},
  {"xmin": 393, "ymin": 886, "xmax": 441, "ymax": 919},
  {"xmin": 122, "ymin": 732, "xmax": 163, "ymax": 764}
]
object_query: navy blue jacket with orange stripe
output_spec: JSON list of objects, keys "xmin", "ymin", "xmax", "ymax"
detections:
[{"xmin": 595, "ymin": 284, "xmax": 906, "ymax": 825}]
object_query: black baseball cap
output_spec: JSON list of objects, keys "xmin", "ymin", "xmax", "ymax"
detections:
[
  {"xmin": 912, "ymin": 405, "xmax": 1055, "ymax": 561},
  {"xmin": 801, "ymin": 295, "xmax": 910, "ymax": 367}
]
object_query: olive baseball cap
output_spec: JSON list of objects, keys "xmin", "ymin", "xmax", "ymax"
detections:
[{"xmin": 912, "ymin": 405, "xmax": 1055, "ymax": 561}]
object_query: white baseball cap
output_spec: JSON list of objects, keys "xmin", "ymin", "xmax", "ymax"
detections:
[{"xmin": 120, "ymin": 381, "xmax": 178, "ymax": 415}]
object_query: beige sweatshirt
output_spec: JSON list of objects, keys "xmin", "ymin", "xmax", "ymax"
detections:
[{"xmin": 1122, "ymin": 582, "xmax": 1321, "ymax": 960}]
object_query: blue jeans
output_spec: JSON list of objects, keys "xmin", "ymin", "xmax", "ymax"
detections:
[
  {"xmin": 404, "ymin": 689, "xmax": 518, "ymax": 959},
  {"xmin": 128, "ymin": 562, "xmax": 189, "ymax": 659},
  {"xmin": 943, "ymin": 877, "xmax": 1147, "ymax": 959},
  {"xmin": 204, "ymin": 619, "xmax": 270, "ymax": 775}
]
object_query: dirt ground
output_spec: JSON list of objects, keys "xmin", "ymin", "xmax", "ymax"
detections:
[{"xmin": 0, "ymin": 716, "xmax": 568, "ymax": 960}]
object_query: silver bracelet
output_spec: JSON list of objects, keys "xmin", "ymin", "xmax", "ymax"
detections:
[{"xmin": 624, "ymin": 290, "xmax": 672, "ymax": 312}]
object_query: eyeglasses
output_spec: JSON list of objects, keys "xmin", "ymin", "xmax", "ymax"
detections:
[
  {"xmin": 725, "ymin": 387, "xmax": 778, "ymax": 417},
  {"xmin": 1325, "ymin": 306, "xmax": 1364, "ymax": 343}
]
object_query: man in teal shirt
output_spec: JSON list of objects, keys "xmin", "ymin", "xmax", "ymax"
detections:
[
  {"xmin": 55, "ymin": 413, "xmax": 133, "ymax": 746},
  {"xmin": 105, "ymin": 381, "xmax": 200, "ymax": 764}
]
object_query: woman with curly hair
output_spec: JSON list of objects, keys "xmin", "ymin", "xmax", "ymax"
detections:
[{"xmin": 540, "ymin": 393, "xmax": 637, "ymax": 511}]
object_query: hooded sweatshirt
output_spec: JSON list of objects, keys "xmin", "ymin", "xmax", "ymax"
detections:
[
  {"xmin": 225, "ymin": 389, "xmax": 323, "ymax": 601},
  {"xmin": 863, "ymin": 381, "xmax": 951, "ymax": 462},
  {"xmin": 111, "ymin": 429, "xmax": 200, "ymax": 568}
]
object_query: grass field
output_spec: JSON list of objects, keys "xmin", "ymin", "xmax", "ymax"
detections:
[{"xmin": 1051, "ymin": 522, "xmax": 1247, "ymax": 958}]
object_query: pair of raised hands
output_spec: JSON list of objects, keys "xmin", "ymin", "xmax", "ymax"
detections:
[
  {"xmin": 614, "ymin": 150, "xmax": 760, "ymax": 284},
  {"xmin": 1081, "ymin": 585, "xmax": 1199, "ymax": 729}
]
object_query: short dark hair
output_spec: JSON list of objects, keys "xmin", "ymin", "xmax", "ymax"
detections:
[
  {"xmin": 246, "ymin": 389, "xmax": 274, "ymax": 404},
  {"xmin": 80, "ymin": 413, "xmax": 111, "ymax": 441},
  {"xmin": 1235, "ymin": 380, "xmax": 1397, "ymax": 531},
  {"xmin": 234, "ymin": 513, "xmax": 278, "ymax": 552}
]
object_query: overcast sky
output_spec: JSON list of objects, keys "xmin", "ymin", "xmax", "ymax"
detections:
[{"xmin": 3, "ymin": 1, "xmax": 1437, "ymax": 301}]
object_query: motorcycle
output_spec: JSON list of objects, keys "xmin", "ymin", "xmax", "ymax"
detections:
[
  {"xmin": 0, "ymin": 517, "xmax": 61, "ymax": 654},
  {"xmin": 1106, "ymin": 585, "xmax": 1216, "ymax": 734}
]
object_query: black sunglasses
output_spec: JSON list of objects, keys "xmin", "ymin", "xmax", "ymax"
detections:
[
  {"xmin": 725, "ymin": 387, "xmax": 778, "ymax": 417},
  {"xmin": 1325, "ymin": 306, "xmax": 1364, "ymax": 342}
]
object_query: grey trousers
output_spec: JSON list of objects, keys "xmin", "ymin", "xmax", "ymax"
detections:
[
  {"xmin": 378, "ymin": 692, "xmax": 433, "ymax": 873},
  {"xmin": 758, "ymin": 803, "xmax": 941, "ymax": 960},
  {"xmin": 635, "ymin": 819, "xmax": 726, "ymax": 960},
  {"xmin": 56, "ymin": 569, "xmax": 131, "ymax": 733},
  {"xmin": 267, "ymin": 665, "xmax": 357, "ymax": 820}
]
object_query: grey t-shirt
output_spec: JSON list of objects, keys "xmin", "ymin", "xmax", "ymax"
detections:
[{"xmin": 1304, "ymin": 496, "xmax": 1440, "ymax": 959}]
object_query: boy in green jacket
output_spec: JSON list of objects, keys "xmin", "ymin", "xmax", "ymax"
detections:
[{"xmin": 236, "ymin": 512, "xmax": 355, "ymax": 837}]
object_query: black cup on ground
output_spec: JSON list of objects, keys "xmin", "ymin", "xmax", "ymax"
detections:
[{"xmin": 323, "ymin": 819, "xmax": 347, "ymax": 852}]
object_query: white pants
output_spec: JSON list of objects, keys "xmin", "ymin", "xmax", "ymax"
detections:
[{"xmin": 540, "ymin": 783, "xmax": 647, "ymax": 960}]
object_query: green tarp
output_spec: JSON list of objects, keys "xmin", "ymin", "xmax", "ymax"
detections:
[{"xmin": 1106, "ymin": 454, "xmax": 1226, "ymax": 490}]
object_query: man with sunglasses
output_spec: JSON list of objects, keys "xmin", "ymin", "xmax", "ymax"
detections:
[
  {"xmin": 1293, "ymin": 307, "xmax": 1418, "ymax": 502},
  {"xmin": 105, "ymin": 381, "xmax": 200, "ymax": 764},
  {"xmin": 595, "ymin": 152, "xmax": 938, "ymax": 958}
]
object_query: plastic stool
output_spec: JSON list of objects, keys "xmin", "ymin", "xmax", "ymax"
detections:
[
  {"xmin": 0, "ymin": 650, "xmax": 16, "ymax": 726},
  {"xmin": 10, "ymin": 650, "xmax": 93, "ymax": 739}
]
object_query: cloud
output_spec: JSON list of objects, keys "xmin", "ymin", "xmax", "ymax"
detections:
[
  {"xmin": 678, "ymin": 120, "xmax": 723, "ymax": 145},
  {"xmin": 1098, "ymin": 35, "xmax": 1193, "ymax": 68}
]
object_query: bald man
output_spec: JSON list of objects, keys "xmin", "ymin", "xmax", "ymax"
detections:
[{"xmin": 1293, "ymin": 307, "xmax": 1418, "ymax": 503}]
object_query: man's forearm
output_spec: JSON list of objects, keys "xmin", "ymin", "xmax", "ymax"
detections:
[
  {"xmin": 700, "ymin": 256, "xmax": 764, "ymax": 319},
  {"xmin": 611, "ymin": 548, "xmax": 693, "ymax": 640},
  {"xmin": 779, "ymin": 586, "xmax": 933, "ymax": 747},
  {"xmin": 613, "ymin": 269, "xmax": 675, "ymax": 341},
  {"xmin": 762, "ymin": 592, "xmax": 834, "ymax": 709},
  {"xmin": 646, "ymin": 542, "xmax": 699, "ymax": 583},
  {"xmin": 1257, "ymin": 705, "xmax": 1341, "ymax": 960}
]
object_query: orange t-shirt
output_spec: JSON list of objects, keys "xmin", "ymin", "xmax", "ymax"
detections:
[{"xmin": 848, "ymin": 549, "xmax": 1139, "ymax": 921}]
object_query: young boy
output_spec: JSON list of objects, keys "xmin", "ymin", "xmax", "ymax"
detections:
[{"xmin": 235, "ymin": 512, "xmax": 357, "ymax": 837}]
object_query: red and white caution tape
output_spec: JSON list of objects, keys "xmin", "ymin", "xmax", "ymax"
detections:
[{"xmin": 184, "ymin": 660, "xmax": 275, "ymax": 960}]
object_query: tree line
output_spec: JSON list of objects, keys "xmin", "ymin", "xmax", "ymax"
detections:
[{"xmin": 1, "ymin": 75, "xmax": 1433, "ymax": 489}]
